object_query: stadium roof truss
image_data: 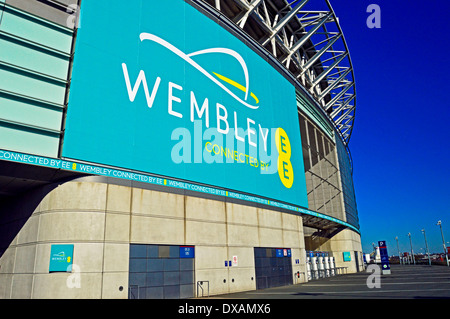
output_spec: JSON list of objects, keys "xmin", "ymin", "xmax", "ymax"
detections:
[{"xmin": 196, "ymin": 0, "xmax": 356, "ymax": 145}]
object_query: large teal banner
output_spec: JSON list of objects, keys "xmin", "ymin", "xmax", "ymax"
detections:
[{"xmin": 63, "ymin": 0, "xmax": 308, "ymax": 207}]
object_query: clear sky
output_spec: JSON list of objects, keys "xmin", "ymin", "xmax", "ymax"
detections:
[{"xmin": 329, "ymin": 0, "xmax": 450, "ymax": 255}]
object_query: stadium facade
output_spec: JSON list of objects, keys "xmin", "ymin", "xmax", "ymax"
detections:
[{"xmin": 0, "ymin": 0, "xmax": 361, "ymax": 298}]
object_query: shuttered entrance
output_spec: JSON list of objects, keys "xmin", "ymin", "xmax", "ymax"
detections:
[
  {"xmin": 128, "ymin": 244, "xmax": 195, "ymax": 299},
  {"xmin": 254, "ymin": 247, "xmax": 293, "ymax": 290}
]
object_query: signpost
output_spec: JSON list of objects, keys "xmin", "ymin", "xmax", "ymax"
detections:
[{"xmin": 378, "ymin": 240, "xmax": 391, "ymax": 275}]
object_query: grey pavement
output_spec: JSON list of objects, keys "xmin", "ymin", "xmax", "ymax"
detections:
[{"xmin": 212, "ymin": 264, "xmax": 450, "ymax": 299}]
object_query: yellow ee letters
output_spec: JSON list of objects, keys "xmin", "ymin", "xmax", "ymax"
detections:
[{"xmin": 275, "ymin": 128, "xmax": 294, "ymax": 188}]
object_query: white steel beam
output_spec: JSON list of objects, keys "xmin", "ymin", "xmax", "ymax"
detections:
[
  {"xmin": 324, "ymin": 83, "xmax": 353, "ymax": 111},
  {"xmin": 262, "ymin": 0, "xmax": 310, "ymax": 45},
  {"xmin": 318, "ymin": 67, "xmax": 351, "ymax": 101},
  {"xmin": 289, "ymin": 12, "xmax": 333, "ymax": 54},
  {"xmin": 196, "ymin": 0, "xmax": 356, "ymax": 145},
  {"xmin": 310, "ymin": 52, "xmax": 348, "ymax": 87},
  {"xmin": 298, "ymin": 33, "xmax": 341, "ymax": 77},
  {"xmin": 236, "ymin": 0, "xmax": 264, "ymax": 28},
  {"xmin": 330, "ymin": 94, "xmax": 355, "ymax": 119}
]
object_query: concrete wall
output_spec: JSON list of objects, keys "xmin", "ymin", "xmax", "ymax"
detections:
[
  {"xmin": 311, "ymin": 229, "xmax": 364, "ymax": 273},
  {"xmin": 0, "ymin": 179, "xmax": 310, "ymax": 298}
]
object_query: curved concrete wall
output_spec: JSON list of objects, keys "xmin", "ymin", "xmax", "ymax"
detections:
[{"xmin": 0, "ymin": 178, "xmax": 311, "ymax": 298}]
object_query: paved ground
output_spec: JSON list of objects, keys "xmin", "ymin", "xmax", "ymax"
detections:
[{"xmin": 213, "ymin": 264, "xmax": 450, "ymax": 299}]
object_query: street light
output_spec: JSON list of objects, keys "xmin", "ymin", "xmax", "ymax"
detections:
[
  {"xmin": 395, "ymin": 236, "xmax": 402, "ymax": 265},
  {"xmin": 408, "ymin": 232, "xmax": 415, "ymax": 265},
  {"xmin": 437, "ymin": 221, "xmax": 449, "ymax": 267},
  {"xmin": 421, "ymin": 229, "xmax": 431, "ymax": 265}
]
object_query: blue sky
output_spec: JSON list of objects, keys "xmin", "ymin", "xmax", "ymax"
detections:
[{"xmin": 329, "ymin": 0, "xmax": 450, "ymax": 255}]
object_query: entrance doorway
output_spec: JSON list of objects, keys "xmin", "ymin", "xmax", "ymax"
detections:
[{"xmin": 254, "ymin": 247, "xmax": 293, "ymax": 290}]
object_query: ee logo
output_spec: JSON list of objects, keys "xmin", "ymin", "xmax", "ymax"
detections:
[{"xmin": 275, "ymin": 128, "xmax": 293, "ymax": 189}]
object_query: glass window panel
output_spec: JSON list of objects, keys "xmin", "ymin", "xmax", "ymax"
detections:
[
  {"xmin": 180, "ymin": 258, "xmax": 194, "ymax": 271},
  {"xmin": 146, "ymin": 286, "xmax": 164, "ymax": 299},
  {"xmin": 164, "ymin": 285, "xmax": 180, "ymax": 299},
  {"xmin": 130, "ymin": 244, "xmax": 146, "ymax": 258},
  {"xmin": 254, "ymin": 248, "xmax": 264, "ymax": 258},
  {"xmin": 180, "ymin": 271, "xmax": 194, "ymax": 285},
  {"xmin": 164, "ymin": 272, "xmax": 180, "ymax": 286},
  {"xmin": 324, "ymin": 139, "xmax": 330, "ymax": 156},
  {"xmin": 317, "ymin": 134, "xmax": 324, "ymax": 158},
  {"xmin": 147, "ymin": 245, "xmax": 159, "ymax": 258},
  {"xmin": 180, "ymin": 284, "xmax": 194, "ymax": 299},
  {"xmin": 147, "ymin": 258, "xmax": 163, "ymax": 272},
  {"xmin": 302, "ymin": 145, "xmax": 310, "ymax": 172},
  {"xmin": 138, "ymin": 287, "xmax": 147, "ymax": 299},
  {"xmin": 146, "ymin": 272, "xmax": 164, "ymax": 287},
  {"xmin": 169, "ymin": 245, "xmax": 180, "ymax": 258},
  {"xmin": 163, "ymin": 258, "xmax": 180, "ymax": 271},
  {"xmin": 129, "ymin": 258, "xmax": 146, "ymax": 273},
  {"xmin": 308, "ymin": 125, "xmax": 317, "ymax": 154},
  {"xmin": 158, "ymin": 246, "xmax": 170, "ymax": 258},
  {"xmin": 129, "ymin": 272, "xmax": 146, "ymax": 286},
  {"xmin": 299, "ymin": 114, "xmax": 308, "ymax": 147}
]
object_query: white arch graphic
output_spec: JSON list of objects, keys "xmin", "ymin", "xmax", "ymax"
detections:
[{"xmin": 139, "ymin": 32, "xmax": 259, "ymax": 110}]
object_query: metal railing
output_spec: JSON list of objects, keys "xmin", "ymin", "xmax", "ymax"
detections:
[
  {"xmin": 308, "ymin": 266, "xmax": 348, "ymax": 280},
  {"xmin": 128, "ymin": 285, "xmax": 139, "ymax": 299},
  {"xmin": 197, "ymin": 281, "xmax": 210, "ymax": 298}
]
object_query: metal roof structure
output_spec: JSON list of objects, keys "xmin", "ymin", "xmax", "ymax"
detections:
[{"xmin": 195, "ymin": 0, "xmax": 356, "ymax": 145}]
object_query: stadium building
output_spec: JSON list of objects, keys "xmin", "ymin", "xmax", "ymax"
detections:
[{"xmin": 0, "ymin": 0, "xmax": 361, "ymax": 298}]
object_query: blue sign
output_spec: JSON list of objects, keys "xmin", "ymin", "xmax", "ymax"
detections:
[
  {"xmin": 343, "ymin": 251, "xmax": 351, "ymax": 262},
  {"xmin": 276, "ymin": 248, "xmax": 291, "ymax": 257},
  {"xmin": 49, "ymin": 244, "xmax": 74, "ymax": 272},
  {"xmin": 62, "ymin": 0, "xmax": 308, "ymax": 208},
  {"xmin": 179, "ymin": 246, "xmax": 195, "ymax": 258},
  {"xmin": 378, "ymin": 240, "xmax": 390, "ymax": 272}
]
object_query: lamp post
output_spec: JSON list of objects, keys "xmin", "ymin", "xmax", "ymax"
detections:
[
  {"xmin": 421, "ymin": 229, "xmax": 431, "ymax": 265},
  {"xmin": 408, "ymin": 232, "xmax": 415, "ymax": 265},
  {"xmin": 437, "ymin": 221, "xmax": 449, "ymax": 267},
  {"xmin": 395, "ymin": 236, "xmax": 402, "ymax": 265}
]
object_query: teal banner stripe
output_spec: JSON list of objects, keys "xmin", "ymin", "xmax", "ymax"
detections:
[{"xmin": 0, "ymin": 149, "xmax": 359, "ymax": 233}]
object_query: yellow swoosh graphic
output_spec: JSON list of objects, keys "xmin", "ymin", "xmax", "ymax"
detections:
[{"xmin": 213, "ymin": 72, "xmax": 259, "ymax": 104}]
